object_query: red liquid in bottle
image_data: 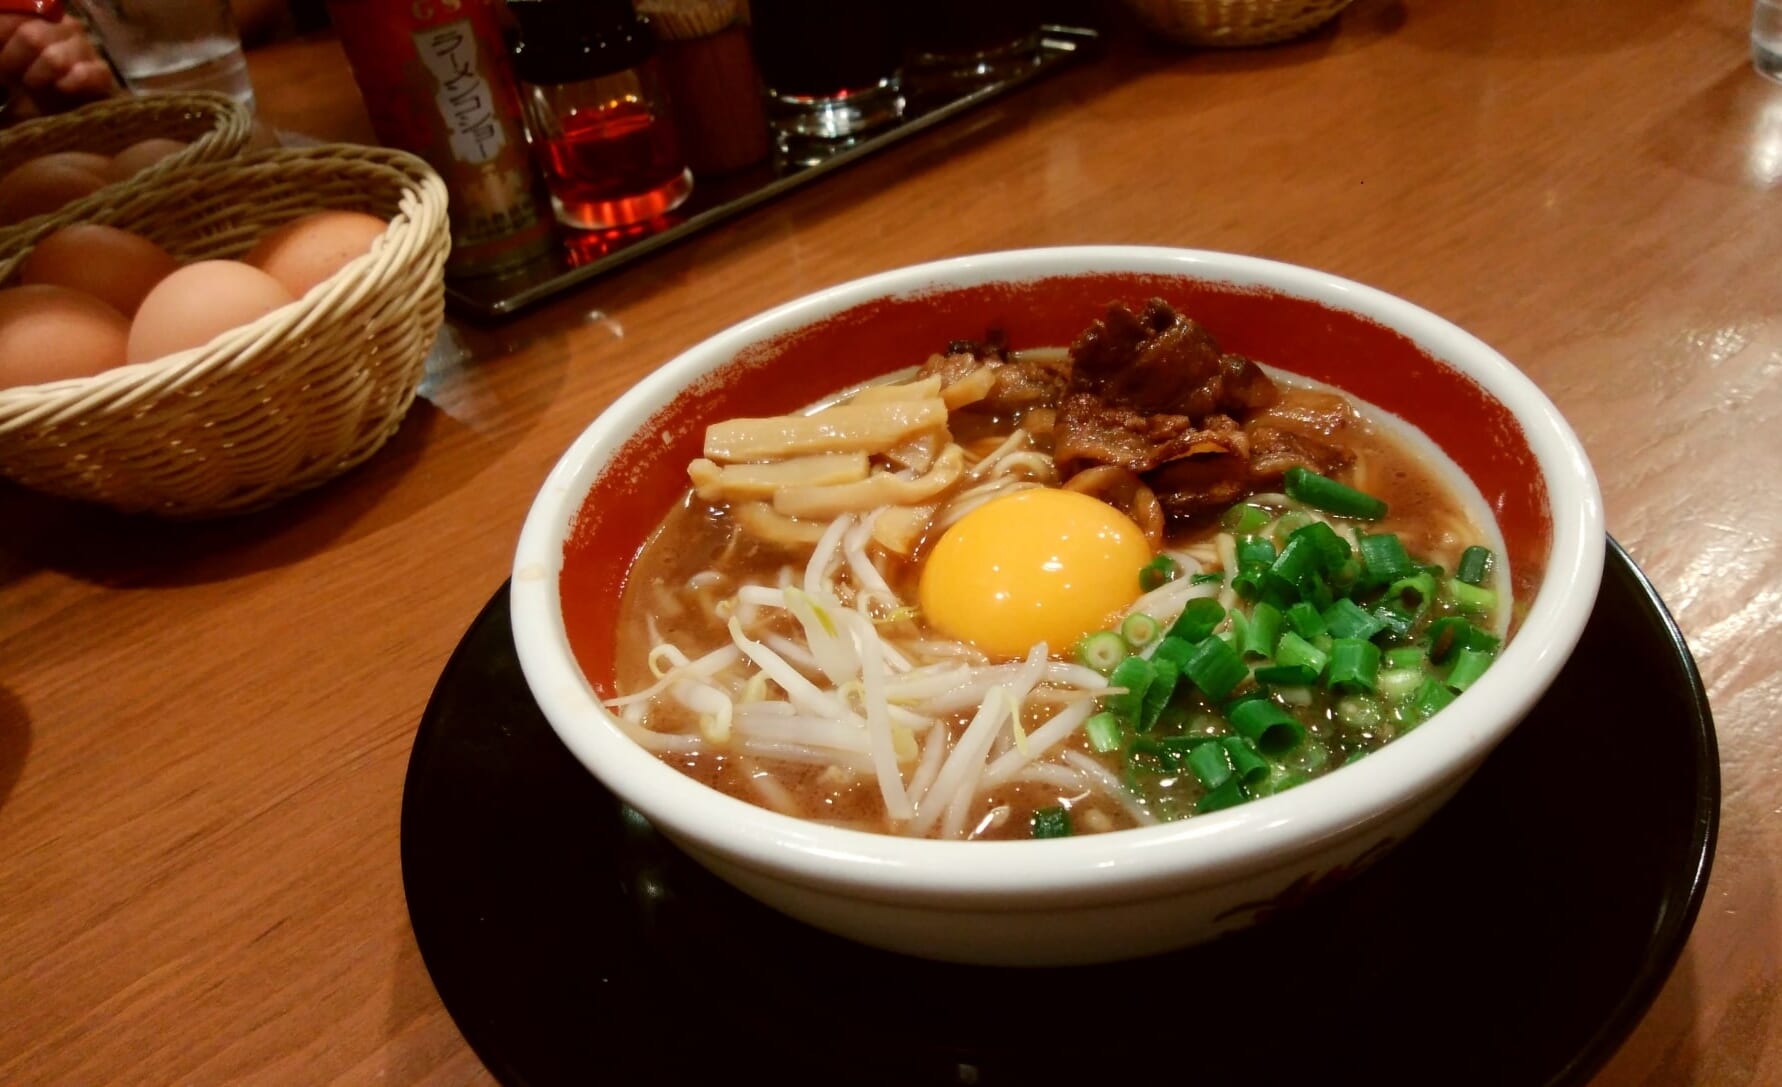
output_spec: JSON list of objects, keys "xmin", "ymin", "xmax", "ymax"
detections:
[{"xmin": 539, "ymin": 99, "xmax": 691, "ymax": 229}]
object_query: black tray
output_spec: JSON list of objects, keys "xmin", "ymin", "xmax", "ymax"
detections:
[
  {"xmin": 400, "ymin": 538, "xmax": 1718, "ymax": 1086},
  {"xmin": 442, "ymin": 26, "xmax": 1100, "ymax": 320}
]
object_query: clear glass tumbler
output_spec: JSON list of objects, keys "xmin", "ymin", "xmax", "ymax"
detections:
[
  {"xmin": 749, "ymin": 0, "xmax": 904, "ymax": 148},
  {"xmin": 71, "ymin": 0, "xmax": 256, "ymax": 110}
]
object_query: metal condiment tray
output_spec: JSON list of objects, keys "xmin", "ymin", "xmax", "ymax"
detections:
[{"xmin": 444, "ymin": 25, "xmax": 1101, "ymax": 320}]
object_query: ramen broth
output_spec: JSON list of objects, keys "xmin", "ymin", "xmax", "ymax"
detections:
[{"xmin": 609, "ymin": 353, "xmax": 1506, "ymax": 840}]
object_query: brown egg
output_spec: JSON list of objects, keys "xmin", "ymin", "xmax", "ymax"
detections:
[
  {"xmin": 0, "ymin": 155, "xmax": 110, "ymax": 225},
  {"xmin": 19, "ymin": 224, "xmax": 181, "ymax": 318},
  {"xmin": 126, "ymin": 260, "xmax": 296, "ymax": 365},
  {"xmin": 0, "ymin": 285, "xmax": 130, "ymax": 389},
  {"xmin": 37, "ymin": 151, "xmax": 113, "ymax": 175},
  {"xmin": 107, "ymin": 138, "xmax": 189, "ymax": 181},
  {"xmin": 245, "ymin": 210, "xmax": 390, "ymax": 298}
]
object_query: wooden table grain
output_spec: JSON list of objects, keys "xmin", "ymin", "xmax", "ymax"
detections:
[{"xmin": 3, "ymin": 1, "xmax": 1776, "ymax": 1082}]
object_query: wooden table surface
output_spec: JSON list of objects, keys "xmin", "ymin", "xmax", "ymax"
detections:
[{"xmin": 3, "ymin": 1, "xmax": 1776, "ymax": 1082}]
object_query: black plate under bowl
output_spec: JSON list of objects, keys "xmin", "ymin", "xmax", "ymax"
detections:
[{"xmin": 400, "ymin": 538, "xmax": 1718, "ymax": 1086}]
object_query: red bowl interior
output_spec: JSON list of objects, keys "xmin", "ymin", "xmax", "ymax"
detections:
[{"xmin": 561, "ymin": 272, "xmax": 1552, "ymax": 696}]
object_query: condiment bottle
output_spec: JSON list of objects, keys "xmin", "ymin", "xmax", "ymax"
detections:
[
  {"xmin": 324, "ymin": 0, "xmax": 554, "ymax": 278},
  {"xmin": 505, "ymin": 0, "xmax": 693, "ymax": 230},
  {"xmin": 634, "ymin": 0, "xmax": 770, "ymax": 175}
]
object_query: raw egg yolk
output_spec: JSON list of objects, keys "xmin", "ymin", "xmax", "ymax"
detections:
[{"xmin": 918, "ymin": 488, "xmax": 1154, "ymax": 659}]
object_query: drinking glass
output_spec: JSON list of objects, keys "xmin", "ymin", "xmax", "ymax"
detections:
[
  {"xmin": 902, "ymin": 0, "xmax": 1041, "ymax": 96},
  {"xmin": 71, "ymin": 0, "xmax": 256, "ymax": 110},
  {"xmin": 749, "ymin": 0, "xmax": 903, "ymax": 147}
]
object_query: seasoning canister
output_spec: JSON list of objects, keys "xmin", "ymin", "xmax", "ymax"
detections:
[
  {"xmin": 506, "ymin": 0, "xmax": 693, "ymax": 230},
  {"xmin": 325, "ymin": 0, "xmax": 554, "ymax": 277},
  {"xmin": 635, "ymin": 0, "xmax": 771, "ymax": 174}
]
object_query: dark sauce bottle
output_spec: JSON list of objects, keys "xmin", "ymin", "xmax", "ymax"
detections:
[{"xmin": 506, "ymin": 0, "xmax": 693, "ymax": 230}]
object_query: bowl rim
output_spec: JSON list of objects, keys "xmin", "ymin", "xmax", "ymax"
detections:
[{"xmin": 511, "ymin": 245, "xmax": 1605, "ymax": 903}]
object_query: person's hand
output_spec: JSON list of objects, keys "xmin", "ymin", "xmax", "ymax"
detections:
[{"xmin": 0, "ymin": 13, "xmax": 118, "ymax": 116}]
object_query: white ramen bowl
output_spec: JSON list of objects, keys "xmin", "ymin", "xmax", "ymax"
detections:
[{"xmin": 511, "ymin": 247, "xmax": 1604, "ymax": 966}]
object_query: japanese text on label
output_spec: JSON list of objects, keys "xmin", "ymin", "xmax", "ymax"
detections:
[{"xmin": 413, "ymin": 20, "xmax": 506, "ymax": 165}]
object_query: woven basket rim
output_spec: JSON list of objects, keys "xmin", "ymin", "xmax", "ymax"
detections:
[
  {"xmin": 0, "ymin": 90, "xmax": 254, "ymax": 247},
  {"xmin": 0, "ymin": 144, "xmax": 447, "ymax": 420},
  {"xmin": 1122, "ymin": 0, "xmax": 1357, "ymax": 45}
]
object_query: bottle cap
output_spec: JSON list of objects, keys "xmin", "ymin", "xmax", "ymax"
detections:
[{"xmin": 507, "ymin": 0, "xmax": 656, "ymax": 84}]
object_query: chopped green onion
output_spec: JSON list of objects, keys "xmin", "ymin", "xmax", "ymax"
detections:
[
  {"xmin": 1457, "ymin": 546, "xmax": 1494, "ymax": 586},
  {"xmin": 1085, "ymin": 711, "xmax": 1124, "ymax": 753},
  {"xmin": 1376, "ymin": 667, "xmax": 1424, "ymax": 702},
  {"xmin": 1284, "ymin": 735, "xmax": 1331, "ymax": 774},
  {"xmin": 1410, "ymin": 677, "xmax": 1458, "ymax": 721},
  {"xmin": 1220, "ymin": 735, "xmax": 1270, "ymax": 785},
  {"xmin": 1384, "ymin": 646, "xmax": 1427, "ymax": 670},
  {"xmin": 1323, "ymin": 598, "xmax": 1387, "ymax": 641},
  {"xmin": 1166, "ymin": 597, "xmax": 1226, "ymax": 643},
  {"xmin": 1221, "ymin": 503, "xmax": 1270, "ymax": 534},
  {"xmin": 1269, "ymin": 510, "xmax": 1314, "ymax": 544},
  {"xmin": 1138, "ymin": 658, "xmax": 1179, "ymax": 733},
  {"xmin": 1385, "ymin": 571, "xmax": 1437, "ymax": 619},
  {"xmin": 1236, "ymin": 536, "xmax": 1278, "ymax": 567},
  {"xmin": 1445, "ymin": 646, "xmax": 1494, "ymax": 692},
  {"xmin": 1270, "ymin": 532, "xmax": 1324, "ymax": 589},
  {"xmin": 1152, "ymin": 635, "xmax": 1195, "ymax": 670},
  {"xmin": 1254, "ymin": 663, "xmax": 1319, "ymax": 687},
  {"xmin": 1187, "ymin": 740, "xmax": 1233, "ymax": 790},
  {"xmin": 1284, "ymin": 601, "xmax": 1328, "ymax": 639},
  {"xmin": 1357, "ymin": 533, "xmax": 1415, "ymax": 585},
  {"xmin": 1108, "ymin": 656, "xmax": 1155, "ymax": 723},
  {"xmin": 1250, "ymin": 765, "xmax": 1310, "ymax": 798},
  {"xmin": 1274, "ymin": 630, "xmax": 1331, "ymax": 675},
  {"xmin": 1284, "ymin": 466, "xmax": 1388, "ymax": 520},
  {"xmin": 1156, "ymin": 734, "xmax": 1199, "ymax": 761},
  {"xmin": 1075, "ymin": 630, "xmax": 1128, "ymax": 676},
  {"xmin": 1335, "ymin": 694, "xmax": 1383, "ymax": 730},
  {"xmin": 1190, "ymin": 572, "xmax": 1225, "ymax": 585},
  {"xmin": 1369, "ymin": 601, "xmax": 1416, "ymax": 642},
  {"xmin": 1446, "ymin": 578, "xmax": 1498, "ymax": 615},
  {"xmin": 1240, "ymin": 601, "xmax": 1282, "ymax": 660},
  {"xmin": 1031, "ymin": 806, "xmax": 1073, "ymax": 838},
  {"xmin": 1121, "ymin": 612, "xmax": 1160, "ymax": 648},
  {"xmin": 1124, "ymin": 738, "xmax": 1173, "ymax": 780},
  {"xmin": 1139, "ymin": 555, "xmax": 1180, "ymax": 592},
  {"xmin": 1227, "ymin": 698, "xmax": 1304, "ymax": 756},
  {"xmin": 1327, "ymin": 638, "xmax": 1381, "ymax": 693},
  {"xmin": 1292, "ymin": 520, "xmax": 1353, "ymax": 570},
  {"xmin": 1230, "ymin": 563, "xmax": 1269, "ymax": 601},
  {"xmin": 1195, "ymin": 776, "xmax": 1248, "ymax": 814},
  {"xmin": 1185, "ymin": 636, "xmax": 1249, "ymax": 702},
  {"xmin": 1425, "ymin": 616, "xmax": 1498, "ymax": 663}
]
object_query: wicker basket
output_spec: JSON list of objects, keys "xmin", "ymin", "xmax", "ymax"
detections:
[
  {"xmin": 0, "ymin": 144, "xmax": 450, "ymax": 517},
  {"xmin": 0, "ymin": 90, "xmax": 254, "ymax": 250},
  {"xmin": 1121, "ymin": 0, "xmax": 1356, "ymax": 46}
]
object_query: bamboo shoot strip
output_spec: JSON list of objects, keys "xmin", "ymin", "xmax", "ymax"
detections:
[{"xmin": 704, "ymin": 399, "xmax": 949, "ymax": 460}]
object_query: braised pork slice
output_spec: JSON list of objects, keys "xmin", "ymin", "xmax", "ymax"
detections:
[
  {"xmin": 916, "ymin": 349, "xmax": 1071, "ymax": 420},
  {"xmin": 1069, "ymin": 298, "xmax": 1278, "ymax": 418},
  {"xmin": 1056, "ymin": 300, "xmax": 1286, "ymax": 518},
  {"xmin": 1055, "ymin": 401, "xmax": 1255, "ymax": 518},
  {"xmin": 1244, "ymin": 387, "xmax": 1357, "ymax": 480}
]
